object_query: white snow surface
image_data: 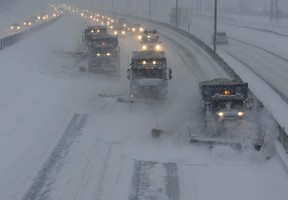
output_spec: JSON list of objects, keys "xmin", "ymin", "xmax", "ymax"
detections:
[{"xmin": 0, "ymin": 9, "xmax": 288, "ymax": 200}]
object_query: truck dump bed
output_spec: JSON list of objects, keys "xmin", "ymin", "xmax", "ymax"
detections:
[
  {"xmin": 199, "ymin": 78, "xmax": 248, "ymax": 100},
  {"xmin": 131, "ymin": 51, "xmax": 166, "ymax": 68}
]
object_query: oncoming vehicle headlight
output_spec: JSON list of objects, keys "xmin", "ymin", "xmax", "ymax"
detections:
[
  {"xmin": 237, "ymin": 111, "xmax": 244, "ymax": 117},
  {"xmin": 107, "ymin": 53, "xmax": 111, "ymax": 56},
  {"xmin": 217, "ymin": 112, "xmax": 224, "ymax": 117},
  {"xmin": 97, "ymin": 53, "xmax": 100, "ymax": 56},
  {"xmin": 138, "ymin": 35, "xmax": 142, "ymax": 40},
  {"xmin": 114, "ymin": 31, "xmax": 118, "ymax": 35},
  {"xmin": 122, "ymin": 31, "xmax": 125, "ymax": 35},
  {"xmin": 142, "ymin": 45, "xmax": 147, "ymax": 50},
  {"xmin": 139, "ymin": 27, "xmax": 144, "ymax": 32},
  {"xmin": 132, "ymin": 28, "xmax": 136, "ymax": 32},
  {"xmin": 155, "ymin": 44, "xmax": 161, "ymax": 50}
]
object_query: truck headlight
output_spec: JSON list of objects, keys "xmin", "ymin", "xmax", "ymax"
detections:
[
  {"xmin": 138, "ymin": 35, "xmax": 142, "ymax": 40},
  {"xmin": 217, "ymin": 112, "xmax": 224, "ymax": 117},
  {"xmin": 114, "ymin": 31, "xmax": 118, "ymax": 35},
  {"xmin": 237, "ymin": 111, "xmax": 244, "ymax": 117},
  {"xmin": 107, "ymin": 53, "xmax": 111, "ymax": 56},
  {"xmin": 142, "ymin": 45, "xmax": 147, "ymax": 50},
  {"xmin": 155, "ymin": 45, "xmax": 161, "ymax": 50}
]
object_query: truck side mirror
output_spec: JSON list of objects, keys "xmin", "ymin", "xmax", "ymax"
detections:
[
  {"xmin": 245, "ymin": 98, "xmax": 254, "ymax": 110},
  {"xmin": 127, "ymin": 69, "xmax": 131, "ymax": 80},
  {"xmin": 168, "ymin": 68, "xmax": 172, "ymax": 80}
]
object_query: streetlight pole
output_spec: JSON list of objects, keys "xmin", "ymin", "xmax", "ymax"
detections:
[
  {"xmin": 175, "ymin": 0, "xmax": 178, "ymax": 28},
  {"xmin": 127, "ymin": 0, "xmax": 130, "ymax": 14},
  {"xmin": 213, "ymin": 0, "xmax": 217, "ymax": 53},
  {"xmin": 149, "ymin": 0, "xmax": 152, "ymax": 21}
]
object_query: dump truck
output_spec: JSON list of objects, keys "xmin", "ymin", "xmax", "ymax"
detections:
[
  {"xmin": 82, "ymin": 25, "xmax": 108, "ymax": 47},
  {"xmin": 86, "ymin": 33, "xmax": 120, "ymax": 72},
  {"xmin": 189, "ymin": 78, "xmax": 264, "ymax": 150},
  {"xmin": 126, "ymin": 51, "xmax": 172, "ymax": 102}
]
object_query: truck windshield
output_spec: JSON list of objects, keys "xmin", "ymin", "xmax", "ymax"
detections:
[
  {"xmin": 90, "ymin": 39, "xmax": 117, "ymax": 48},
  {"xmin": 132, "ymin": 68, "xmax": 166, "ymax": 79}
]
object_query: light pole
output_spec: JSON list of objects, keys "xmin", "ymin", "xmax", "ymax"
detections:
[
  {"xmin": 149, "ymin": 0, "xmax": 152, "ymax": 21},
  {"xmin": 175, "ymin": 0, "xmax": 178, "ymax": 28},
  {"xmin": 239, "ymin": 0, "xmax": 242, "ymax": 20},
  {"xmin": 127, "ymin": 0, "xmax": 129, "ymax": 14},
  {"xmin": 213, "ymin": 0, "xmax": 217, "ymax": 53}
]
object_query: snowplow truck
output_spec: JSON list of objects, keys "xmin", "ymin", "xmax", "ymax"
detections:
[
  {"xmin": 82, "ymin": 25, "xmax": 108, "ymax": 47},
  {"xmin": 190, "ymin": 78, "xmax": 263, "ymax": 150},
  {"xmin": 87, "ymin": 33, "xmax": 120, "ymax": 71},
  {"xmin": 127, "ymin": 51, "xmax": 172, "ymax": 101}
]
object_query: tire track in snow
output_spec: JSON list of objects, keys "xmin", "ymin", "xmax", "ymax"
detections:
[
  {"xmin": 129, "ymin": 161, "xmax": 180, "ymax": 200},
  {"xmin": 229, "ymin": 37, "xmax": 288, "ymax": 63},
  {"xmin": 21, "ymin": 113, "xmax": 87, "ymax": 200},
  {"xmin": 69, "ymin": 140, "xmax": 112, "ymax": 200},
  {"xmin": 224, "ymin": 23, "xmax": 288, "ymax": 38},
  {"xmin": 164, "ymin": 163, "xmax": 180, "ymax": 200},
  {"xmin": 92, "ymin": 142, "xmax": 112, "ymax": 200}
]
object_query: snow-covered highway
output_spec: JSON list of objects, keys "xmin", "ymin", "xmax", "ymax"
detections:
[{"xmin": 0, "ymin": 11, "xmax": 288, "ymax": 200}]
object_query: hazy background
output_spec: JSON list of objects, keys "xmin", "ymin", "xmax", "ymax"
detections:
[{"xmin": 1, "ymin": 0, "xmax": 288, "ymax": 18}]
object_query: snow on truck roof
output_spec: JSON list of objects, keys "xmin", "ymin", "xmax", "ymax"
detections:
[
  {"xmin": 90, "ymin": 33, "xmax": 117, "ymax": 40},
  {"xmin": 200, "ymin": 78, "xmax": 247, "ymax": 86},
  {"xmin": 132, "ymin": 51, "xmax": 165, "ymax": 59},
  {"xmin": 86, "ymin": 25, "xmax": 107, "ymax": 29}
]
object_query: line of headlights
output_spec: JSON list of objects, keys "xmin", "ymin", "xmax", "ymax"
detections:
[
  {"xmin": 217, "ymin": 111, "xmax": 245, "ymax": 118},
  {"xmin": 142, "ymin": 44, "xmax": 161, "ymax": 50},
  {"xmin": 96, "ymin": 53, "xmax": 112, "ymax": 56}
]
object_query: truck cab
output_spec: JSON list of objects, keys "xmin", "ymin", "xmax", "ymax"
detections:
[
  {"xmin": 87, "ymin": 33, "xmax": 120, "ymax": 71},
  {"xmin": 200, "ymin": 78, "xmax": 248, "ymax": 121},
  {"xmin": 127, "ymin": 51, "xmax": 172, "ymax": 101},
  {"xmin": 83, "ymin": 25, "xmax": 108, "ymax": 47}
]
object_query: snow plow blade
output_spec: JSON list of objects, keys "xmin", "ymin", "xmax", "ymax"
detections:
[
  {"xmin": 98, "ymin": 92, "xmax": 133, "ymax": 103},
  {"xmin": 189, "ymin": 136, "xmax": 262, "ymax": 151},
  {"xmin": 189, "ymin": 136, "xmax": 242, "ymax": 150},
  {"xmin": 151, "ymin": 128, "xmax": 165, "ymax": 137},
  {"xmin": 116, "ymin": 97, "xmax": 134, "ymax": 103}
]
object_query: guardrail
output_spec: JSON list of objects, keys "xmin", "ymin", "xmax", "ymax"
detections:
[
  {"xmin": 118, "ymin": 13, "xmax": 288, "ymax": 151},
  {"xmin": 0, "ymin": 15, "xmax": 61, "ymax": 51}
]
